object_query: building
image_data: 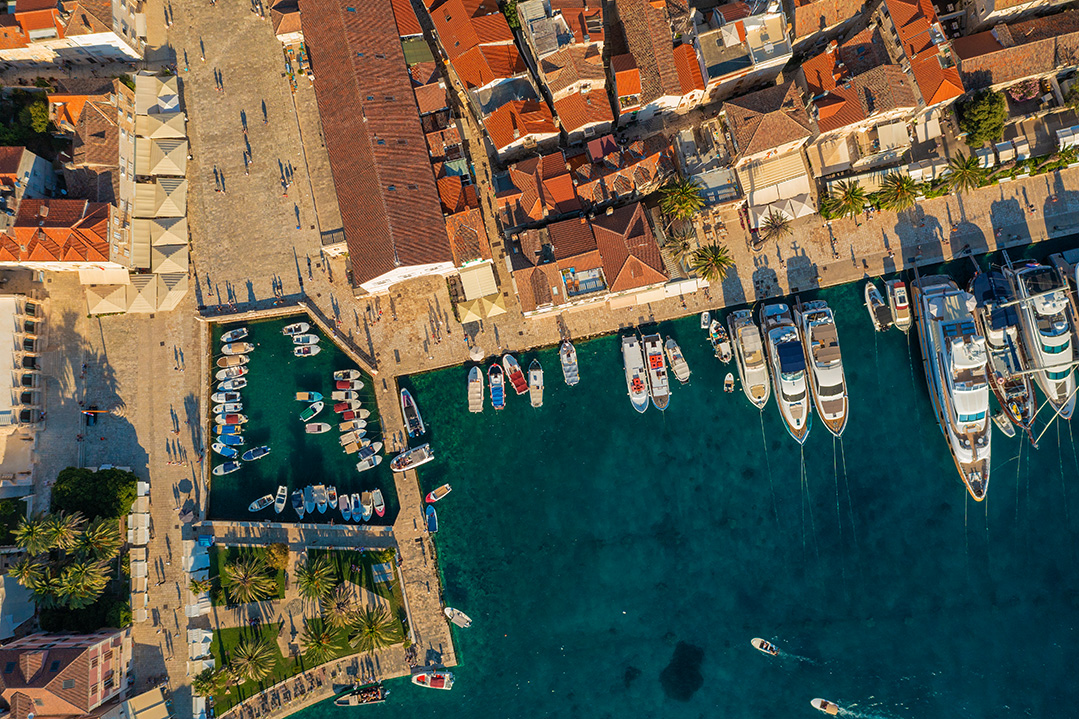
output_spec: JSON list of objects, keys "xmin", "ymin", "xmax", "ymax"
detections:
[
  {"xmin": 870, "ymin": 0, "xmax": 965, "ymax": 112},
  {"xmin": 568, "ymin": 133, "xmax": 674, "ymax": 206},
  {"xmin": 542, "ymin": 45, "xmax": 614, "ymax": 141},
  {"xmin": 301, "ymin": 0, "xmax": 455, "ymax": 294},
  {"xmin": 495, "ymin": 151, "xmax": 581, "ymax": 230},
  {"xmin": 785, "ymin": 0, "xmax": 866, "ymax": 50},
  {"xmin": 674, "ymin": 120, "xmax": 741, "ymax": 205},
  {"xmin": 0, "ymin": 628, "xmax": 133, "ymax": 719},
  {"xmin": 61, "ymin": 78, "xmax": 136, "ymax": 206},
  {"xmin": 965, "ymin": 0, "xmax": 1070, "ymax": 32},
  {"xmin": 0, "ymin": 0, "xmax": 144, "ymax": 67},
  {"xmin": 690, "ymin": 1, "xmax": 793, "ymax": 103},
  {"xmin": 269, "ymin": 0, "xmax": 302, "ymax": 43},
  {"xmin": 0, "ymin": 293, "xmax": 47, "ymax": 490},
  {"xmin": 518, "ymin": 0, "xmax": 604, "ymax": 60},
  {"xmin": 0, "ymin": 147, "xmax": 56, "ymax": 232},
  {"xmin": 47, "ymin": 78, "xmax": 117, "ymax": 133},
  {"xmin": 953, "ymin": 10, "xmax": 1079, "ymax": 92}
]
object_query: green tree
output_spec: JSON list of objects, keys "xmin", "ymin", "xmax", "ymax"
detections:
[
  {"xmin": 74, "ymin": 518, "xmax": 122, "ymax": 561},
  {"xmin": 13, "ymin": 516, "xmax": 49, "ymax": 555},
  {"xmin": 45, "ymin": 511, "xmax": 87, "ymax": 552},
  {"xmin": 831, "ymin": 179, "xmax": 867, "ymax": 222},
  {"xmin": 192, "ymin": 667, "xmax": 227, "ymax": 697},
  {"xmin": 944, "ymin": 152, "xmax": 984, "ymax": 194},
  {"xmin": 502, "ymin": 0, "xmax": 519, "ymax": 29},
  {"xmin": 222, "ymin": 556, "xmax": 276, "ymax": 604},
  {"xmin": 17, "ymin": 99, "xmax": 49, "ymax": 134},
  {"xmin": 296, "ymin": 554, "xmax": 336, "ymax": 602},
  {"xmin": 688, "ymin": 244, "xmax": 734, "ymax": 283},
  {"xmin": 662, "ymin": 232, "xmax": 694, "ymax": 266},
  {"xmin": 321, "ymin": 584, "xmax": 355, "ymax": 629},
  {"xmin": 189, "ymin": 578, "xmax": 212, "ymax": 595},
  {"xmin": 958, "ymin": 90, "xmax": 1007, "ymax": 148},
  {"xmin": 264, "ymin": 543, "xmax": 289, "ymax": 572},
  {"xmin": 230, "ymin": 637, "xmax": 276, "ymax": 683},
  {"xmin": 8, "ymin": 555, "xmax": 44, "ymax": 590},
  {"xmin": 347, "ymin": 606, "xmax": 399, "ymax": 652},
  {"xmin": 52, "ymin": 467, "xmax": 137, "ymax": 519},
  {"xmin": 877, "ymin": 173, "xmax": 918, "ymax": 212},
  {"xmin": 758, "ymin": 211, "xmax": 792, "ymax": 243},
  {"xmin": 300, "ymin": 618, "xmax": 341, "ymax": 664},
  {"xmin": 55, "ymin": 560, "xmax": 109, "ymax": 609},
  {"xmin": 658, "ymin": 178, "xmax": 704, "ymax": 224}
]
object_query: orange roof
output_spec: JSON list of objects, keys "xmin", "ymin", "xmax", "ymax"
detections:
[
  {"xmin": 611, "ymin": 54, "xmax": 642, "ymax": 111},
  {"xmin": 554, "ymin": 88, "xmax": 613, "ymax": 133},
  {"xmin": 453, "ymin": 43, "xmax": 525, "ymax": 89},
  {"xmin": 16, "ymin": 8, "xmax": 60, "ymax": 33},
  {"xmin": 9, "ymin": 199, "xmax": 110, "ymax": 263},
  {"xmin": 672, "ymin": 43, "xmax": 704, "ymax": 94},
  {"xmin": 444, "ymin": 206, "xmax": 490, "ymax": 265},
  {"xmin": 483, "ymin": 100, "xmax": 557, "ymax": 150},
  {"xmin": 883, "ymin": 0, "xmax": 964, "ymax": 104},
  {"xmin": 472, "ymin": 12, "xmax": 513, "ymax": 43},
  {"xmin": 48, "ymin": 94, "xmax": 92, "ymax": 128},
  {"xmin": 390, "ymin": 0, "xmax": 422, "ymax": 35},
  {"xmin": 0, "ymin": 15, "xmax": 27, "ymax": 49}
]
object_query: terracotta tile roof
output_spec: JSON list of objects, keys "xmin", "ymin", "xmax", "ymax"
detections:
[
  {"xmin": 615, "ymin": 0, "xmax": 684, "ymax": 104},
  {"xmin": 801, "ymin": 28, "xmax": 888, "ymax": 96},
  {"xmin": 0, "ymin": 147, "xmax": 24, "ymax": 182},
  {"xmin": 19, "ymin": 8, "xmax": 63, "ymax": 34},
  {"xmin": 409, "ymin": 62, "xmax": 441, "ymax": 86},
  {"xmin": 513, "ymin": 262, "xmax": 564, "ymax": 311},
  {"xmin": 482, "ymin": 99, "xmax": 557, "ymax": 151},
  {"xmin": 426, "ymin": 124, "xmax": 462, "ymax": 160},
  {"xmin": 472, "ymin": 12, "xmax": 514, "ymax": 43},
  {"xmin": 672, "ymin": 42, "xmax": 704, "ymax": 94},
  {"xmin": 540, "ymin": 44, "xmax": 605, "ymax": 95},
  {"xmin": 571, "ymin": 134, "xmax": 672, "ymax": 203},
  {"xmin": 453, "ymin": 43, "xmax": 525, "ymax": 88},
  {"xmin": 496, "ymin": 150, "xmax": 581, "ymax": 227},
  {"xmin": 4, "ymin": 199, "xmax": 110, "ymax": 263},
  {"xmin": 586, "ymin": 134, "xmax": 620, "ymax": 161},
  {"xmin": 436, "ymin": 174, "xmax": 479, "ymax": 213},
  {"xmin": 270, "ymin": 0, "xmax": 301, "ymax": 35},
  {"xmin": 60, "ymin": 1, "xmax": 113, "ymax": 36},
  {"xmin": 391, "ymin": 0, "xmax": 423, "ymax": 36},
  {"xmin": 553, "ymin": 0, "xmax": 605, "ymax": 43},
  {"xmin": 591, "ymin": 202, "xmax": 666, "ymax": 292},
  {"xmin": 444, "ymin": 206, "xmax": 490, "ymax": 264},
  {"xmin": 547, "ymin": 216, "xmax": 597, "ymax": 259},
  {"xmin": 611, "ymin": 53, "xmax": 642, "ymax": 108},
  {"xmin": 883, "ymin": 0, "xmax": 964, "ymax": 104},
  {"xmin": 300, "ymin": 0, "xmax": 452, "ymax": 285},
  {"xmin": 431, "ymin": 0, "xmax": 481, "ymax": 58},
  {"xmin": 724, "ymin": 82, "xmax": 814, "ymax": 158},
  {"xmin": 0, "ymin": 16, "xmax": 28, "ymax": 50},
  {"xmin": 553, "ymin": 87, "xmax": 613, "ymax": 132},
  {"xmin": 954, "ymin": 11, "xmax": 1079, "ymax": 90},
  {"xmin": 790, "ymin": 0, "xmax": 866, "ymax": 41},
  {"xmin": 414, "ymin": 81, "xmax": 449, "ymax": 115}
]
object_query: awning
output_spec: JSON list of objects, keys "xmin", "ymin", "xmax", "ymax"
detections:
[
  {"xmin": 151, "ymin": 243, "xmax": 188, "ymax": 275},
  {"xmin": 78, "ymin": 267, "xmax": 131, "ymax": 285},
  {"xmin": 457, "ymin": 299, "xmax": 484, "ymax": 323},
  {"xmin": 996, "ymin": 141, "xmax": 1016, "ymax": 163},
  {"xmin": 155, "ymin": 273, "xmax": 188, "ymax": 312},
  {"xmin": 86, "ymin": 285, "xmax": 128, "ymax": 315},
  {"xmin": 126, "ymin": 274, "xmax": 159, "ymax": 313},
  {"xmin": 478, "ymin": 293, "xmax": 506, "ymax": 318},
  {"xmin": 876, "ymin": 121, "xmax": 910, "ymax": 151},
  {"xmin": 458, "ymin": 262, "xmax": 497, "ymax": 301},
  {"xmin": 737, "ymin": 151, "xmax": 810, "ymax": 206},
  {"xmin": 458, "ymin": 292, "xmax": 506, "ymax": 321}
]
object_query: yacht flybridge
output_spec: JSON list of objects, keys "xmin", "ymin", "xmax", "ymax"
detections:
[
  {"xmin": 761, "ymin": 303, "xmax": 812, "ymax": 444},
  {"xmin": 795, "ymin": 300, "xmax": 848, "ymax": 437}
]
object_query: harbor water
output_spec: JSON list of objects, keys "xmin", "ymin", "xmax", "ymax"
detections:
[{"xmin": 293, "ymin": 253, "xmax": 1079, "ymax": 718}]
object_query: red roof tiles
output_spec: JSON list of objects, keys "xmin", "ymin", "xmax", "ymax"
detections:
[
  {"xmin": 445, "ymin": 207, "xmax": 490, "ymax": 265},
  {"xmin": 591, "ymin": 202, "xmax": 666, "ymax": 292},
  {"xmin": 954, "ymin": 10, "xmax": 1079, "ymax": 90},
  {"xmin": 553, "ymin": 87, "xmax": 613, "ymax": 133},
  {"xmin": 483, "ymin": 99, "xmax": 557, "ymax": 151},
  {"xmin": 672, "ymin": 43, "xmax": 705, "ymax": 95},
  {"xmin": 724, "ymin": 82, "xmax": 815, "ymax": 158},
  {"xmin": 614, "ymin": 0, "xmax": 685, "ymax": 105},
  {"xmin": 3, "ymin": 199, "xmax": 110, "ymax": 263},
  {"xmin": 883, "ymin": 0, "xmax": 964, "ymax": 104},
  {"xmin": 496, "ymin": 150, "xmax": 581, "ymax": 227},
  {"xmin": 391, "ymin": 0, "xmax": 423, "ymax": 36}
]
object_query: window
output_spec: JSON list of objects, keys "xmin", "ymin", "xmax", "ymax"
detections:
[
  {"xmin": 103, "ymin": 675, "xmax": 114, "ymax": 689},
  {"xmin": 1042, "ymin": 342, "xmax": 1069, "ymax": 354},
  {"xmin": 103, "ymin": 651, "xmax": 113, "ymax": 661},
  {"xmin": 91, "ymin": 657, "xmax": 99, "ymax": 668},
  {"xmin": 1047, "ymin": 369, "xmax": 1071, "ymax": 381},
  {"xmin": 958, "ymin": 411, "xmax": 986, "ymax": 423},
  {"xmin": 63, "ymin": 679, "xmax": 75, "ymax": 689},
  {"xmin": 3, "ymin": 662, "xmax": 14, "ymax": 673},
  {"xmin": 376, "ymin": 139, "xmax": 385, "ymax": 145},
  {"xmin": 49, "ymin": 660, "xmax": 60, "ymax": 672},
  {"xmin": 387, "ymin": 185, "xmax": 396, "ymax": 191}
]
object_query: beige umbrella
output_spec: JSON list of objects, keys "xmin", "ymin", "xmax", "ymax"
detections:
[
  {"xmin": 151, "ymin": 243, "xmax": 188, "ymax": 274},
  {"xmin": 469, "ymin": 346, "xmax": 484, "ymax": 361},
  {"xmin": 480, "ymin": 293, "xmax": 507, "ymax": 318},
  {"xmin": 126, "ymin": 274, "xmax": 159, "ymax": 313},
  {"xmin": 458, "ymin": 299, "xmax": 484, "ymax": 323},
  {"xmin": 85, "ymin": 285, "xmax": 128, "ymax": 315}
]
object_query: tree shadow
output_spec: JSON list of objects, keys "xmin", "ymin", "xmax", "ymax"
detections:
[
  {"xmin": 989, "ymin": 195, "xmax": 1029, "ymax": 252},
  {"xmin": 717, "ymin": 263, "xmax": 746, "ymax": 306}
]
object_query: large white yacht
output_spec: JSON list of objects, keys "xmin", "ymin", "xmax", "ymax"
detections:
[
  {"xmin": 1006, "ymin": 262, "xmax": 1076, "ymax": 420},
  {"xmin": 794, "ymin": 300, "xmax": 848, "ymax": 437},
  {"xmin": 641, "ymin": 333, "xmax": 671, "ymax": 411},
  {"xmin": 621, "ymin": 334, "xmax": 649, "ymax": 414},
  {"xmin": 761, "ymin": 303, "xmax": 812, "ymax": 444},
  {"xmin": 727, "ymin": 309, "xmax": 771, "ymax": 409},
  {"xmin": 912, "ymin": 275, "xmax": 991, "ymax": 501}
]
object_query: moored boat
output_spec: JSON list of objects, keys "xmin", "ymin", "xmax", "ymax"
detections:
[
  {"xmin": 334, "ymin": 400, "xmax": 362, "ymax": 413},
  {"xmin": 273, "ymin": 485, "xmax": 287, "ymax": 514},
  {"xmin": 221, "ymin": 327, "xmax": 248, "ymax": 343},
  {"xmin": 241, "ymin": 445, "xmax": 271, "ymax": 462},
  {"xmin": 751, "ymin": 638, "xmax": 778, "ymax": 656},
  {"xmin": 426, "ymin": 484, "xmax": 451, "ymax": 503},
  {"xmin": 294, "ymin": 345, "xmax": 321, "ymax": 357},
  {"xmin": 444, "ymin": 607, "xmax": 471, "ymax": 628},
  {"xmin": 560, "ymin": 340, "xmax": 580, "ymax": 386},
  {"xmin": 468, "ymin": 366, "xmax": 484, "ymax": 413},
  {"xmin": 248, "ymin": 494, "xmax": 274, "ymax": 512},
  {"xmin": 333, "ymin": 683, "xmax": 387, "ymax": 706},
  {"xmin": 360, "ymin": 491, "xmax": 374, "ymax": 521},
  {"xmin": 292, "ymin": 333, "xmax": 320, "ymax": 345},
  {"xmin": 724, "ymin": 373, "xmax": 734, "ymax": 392},
  {"xmin": 334, "ymin": 369, "xmax": 361, "ymax": 381},
  {"xmin": 216, "ymin": 355, "xmax": 249, "ymax": 368},
  {"xmin": 372, "ymin": 488, "xmax": 385, "ymax": 517},
  {"xmin": 331, "ymin": 390, "xmax": 360, "ymax": 402},
  {"xmin": 425, "ymin": 505, "xmax": 438, "ymax": 533},
  {"xmin": 811, "ymin": 698, "xmax": 840, "ymax": 715},
  {"xmin": 865, "ymin": 279, "xmax": 892, "ymax": 331},
  {"xmin": 214, "ymin": 413, "xmax": 247, "ymax": 425},
  {"xmin": 306, "ymin": 422, "xmax": 331, "ymax": 434},
  {"xmin": 912, "ymin": 274, "xmax": 992, "ymax": 501},
  {"xmin": 502, "ymin": 354, "xmax": 528, "ymax": 395},
  {"xmin": 213, "ymin": 461, "xmax": 241, "ymax": 476},
  {"xmin": 709, "ymin": 319, "xmax": 733, "ymax": 363},
  {"xmin": 621, "ymin": 335, "xmax": 649, "ymax": 413},
  {"xmin": 528, "ymin": 360, "xmax": 543, "ymax": 407},
  {"xmin": 219, "ymin": 433, "xmax": 244, "ymax": 446},
  {"xmin": 282, "ymin": 321, "xmax": 310, "ymax": 336},
  {"xmin": 664, "ymin": 338, "xmax": 691, "ymax": 384},
  {"xmin": 215, "ymin": 424, "xmax": 240, "ymax": 435},
  {"xmin": 489, "ymin": 363, "xmax": 506, "ymax": 410},
  {"xmin": 215, "ymin": 366, "xmax": 247, "ymax": 381},
  {"xmin": 211, "ymin": 442, "xmax": 238, "ymax": 459},
  {"xmin": 212, "ymin": 402, "xmax": 243, "ymax": 415},
  {"xmin": 211, "ymin": 391, "xmax": 241, "ymax": 404},
  {"xmin": 336, "ymin": 379, "xmax": 364, "ymax": 390},
  {"xmin": 794, "ymin": 300, "xmax": 848, "ymax": 437},
  {"xmin": 992, "ymin": 410, "xmax": 1016, "ymax": 437},
  {"xmin": 728, "ymin": 310, "xmax": 771, "ymax": 409},
  {"xmin": 296, "ymin": 391, "xmax": 323, "ymax": 402},
  {"xmin": 700, "ymin": 311, "xmax": 710, "ymax": 330},
  {"xmin": 292, "ymin": 490, "xmax": 304, "ymax": 520},
  {"xmin": 401, "ymin": 389, "xmax": 426, "ymax": 437},
  {"xmin": 761, "ymin": 303, "xmax": 812, "ymax": 444},
  {"xmin": 222, "ymin": 342, "xmax": 254, "ymax": 355},
  {"xmin": 339, "ymin": 420, "xmax": 368, "ymax": 432},
  {"xmin": 887, "ymin": 279, "xmax": 912, "ymax": 332},
  {"xmin": 328, "ymin": 486, "xmax": 338, "ymax": 508},
  {"xmin": 217, "ymin": 378, "xmax": 247, "ymax": 392},
  {"xmin": 299, "ymin": 401, "xmax": 324, "ymax": 422},
  {"xmin": 641, "ymin": 333, "xmax": 670, "ymax": 411},
  {"xmin": 340, "ymin": 430, "xmax": 367, "ymax": 446},
  {"xmin": 411, "ymin": 668, "xmax": 451, "ymax": 690},
  {"xmin": 390, "ymin": 443, "xmax": 434, "ymax": 472},
  {"xmin": 314, "ymin": 484, "xmax": 328, "ymax": 513},
  {"xmin": 350, "ymin": 492, "xmax": 361, "ymax": 521},
  {"xmin": 304, "ymin": 485, "xmax": 315, "ymax": 514}
]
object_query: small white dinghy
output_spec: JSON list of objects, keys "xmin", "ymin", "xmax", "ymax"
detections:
[
  {"xmin": 665, "ymin": 338, "xmax": 691, "ymax": 384},
  {"xmin": 723, "ymin": 372, "xmax": 735, "ymax": 393},
  {"xmin": 248, "ymin": 494, "xmax": 274, "ymax": 512},
  {"xmin": 273, "ymin": 485, "xmax": 288, "ymax": 514},
  {"xmin": 282, "ymin": 322, "xmax": 310, "ymax": 336},
  {"xmin": 528, "ymin": 360, "xmax": 543, "ymax": 408},
  {"xmin": 700, "ymin": 311, "xmax": 710, "ymax": 330},
  {"xmin": 443, "ymin": 607, "xmax": 472, "ymax": 628}
]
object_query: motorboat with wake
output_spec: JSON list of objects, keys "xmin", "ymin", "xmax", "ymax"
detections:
[
  {"xmin": 467, "ymin": 366, "xmax": 484, "ymax": 413},
  {"xmin": 390, "ymin": 444, "xmax": 435, "ymax": 472},
  {"xmin": 528, "ymin": 360, "xmax": 543, "ymax": 407},
  {"xmin": 811, "ymin": 698, "xmax": 840, "ymax": 715},
  {"xmin": 665, "ymin": 338, "xmax": 691, "ymax": 384},
  {"xmin": 560, "ymin": 340, "xmax": 580, "ymax": 386},
  {"xmin": 761, "ymin": 303, "xmax": 812, "ymax": 444},
  {"xmin": 709, "ymin": 319, "xmax": 733, "ymax": 363},
  {"xmin": 502, "ymin": 354, "xmax": 528, "ymax": 395},
  {"xmin": 887, "ymin": 279, "xmax": 912, "ymax": 332},
  {"xmin": 621, "ymin": 335, "xmax": 649, "ymax": 413},
  {"xmin": 912, "ymin": 274, "xmax": 992, "ymax": 501},
  {"xmin": 865, "ymin": 279, "xmax": 892, "ymax": 331},
  {"xmin": 795, "ymin": 300, "xmax": 848, "ymax": 437},
  {"xmin": 489, "ymin": 363, "xmax": 505, "ymax": 410},
  {"xmin": 642, "ymin": 333, "xmax": 670, "ymax": 411},
  {"xmin": 728, "ymin": 310, "xmax": 771, "ymax": 409},
  {"xmin": 751, "ymin": 638, "xmax": 778, "ymax": 656}
]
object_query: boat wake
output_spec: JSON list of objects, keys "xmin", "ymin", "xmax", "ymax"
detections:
[{"xmin": 800, "ymin": 447, "xmax": 820, "ymax": 566}]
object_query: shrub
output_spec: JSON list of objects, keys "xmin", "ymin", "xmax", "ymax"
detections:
[
  {"xmin": 1007, "ymin": 79, "xmax": 1040, "ymax": 102},
  {"xmin": 51, "ymin": 467, "xmax": 137, "ymax": 519}
]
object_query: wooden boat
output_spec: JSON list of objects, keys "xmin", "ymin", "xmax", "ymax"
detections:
[
  {"xmin": 528, "ymin": 359, "xmax": 543, "ymax": 407},
  {"xmin": 351, "ymin": 492, "xmax": 361, "ymax": 521},
  {"xmin": 559, "ymin": 340, "xmax": 580, "ymax": 386},
  {"xmin": 328, "ymin": 485, "xmax": 338, "ymax": 508},
  {"xmin": 221, "ymin": 327, "xmax": 248, "ymax": 343},
  {"xmin": 334, "ymin": 400, "xmax": 362, "ymax": 413},
  {"xmin": 241, "ymin": 445, "xmax": 271, "ymax": 462},
  {"xmin": 811, "ymin": 699, "xmax": 840, "ymax": 715},
  {"xmin": 444, "ymin": 607, "xmax": 471, "ymax": 628},
  {"xmin": 216, "ymin": 355, "xmax": 249, "ymax": 368},
  {"xmin": 296, "ymin": 391, "xmax": 323, "ymax": 402},
  {"xmin": 215, "ymin": 424, "xmax": 239, "ymax": 435},
  {"xmin": 700, "ymin": 311, "xmax": 710, "ymax": 330},
  {"xmin": 401, "ymin": 389, "xmax": 425, "ymax": 437},
  {"xmin": 372, "ymin": 488, "xmax": 385, "ymax": 517},
  {"xmin": 333, "ymin": 683, "xmax": 387, "ymax": 707},
  {"xmin": 215, "ymin": 366, "xmax": 247, "ymax": 381},
  {"xmin": 334, "ymin": 369, "xmax": 361, "ymax": 381},
  {"xmin": 331, "ymin": 390, "xmax": 359, "ymax": 402},
  {"xmin": 211, "ymin": 391, "xmax": 241, "ymax": 404},
  {"xmin": 211, "ymin": 442, "xmax": 238, "ymax": 459},
  {"xmin": 467, "ymin": 366, "xmax": 484, "ymax": 413},
  {"xmin": 303, "ymin": 485, "xmax": 315, "ymax": 514},
  {"xmin": 750, "ymin": 638, "xmax": 778, "ymax": 656},
  {"xmin": 709, "ymin": 319, "xmax": 733, "ymax": 363},
  {"xmin": 339, "ymin": 420, "xmax": 368, "ymax": 432},
  {"xmin": 992, "ymin": 410, "xmax": 1016, "ymax": 438},
  {"xmin": 489, "ymin": 363, "xmax": 506, "ymax": 410},
  {"xmin": 411, "ymin": 668, "xmax": 452, "ymax": 690},
  {"xmin": 887, "ymin": 279, "xmax": 913, "ymax": 332},
  {"xmin": 425, "ymin": 505, "xmax": 438, "ymax": 533},
  {"xmin": 865, "ymin": 279, "xmax": 892, "ymax": 331},
  {"xmin": 273, "ymin": 485, "xmax": 287, "ymax": 514},
  {"xmin": 665, "ymin": 338, "xmax": 691, "ymax": 384},
  {"xmin": 339, "ymin": 493, "xmax": 353, "ymax": 521},
  {"xmin": 219, "ymin": 433, "xmax": 244, "ymax": 446},
  {"xmin": 212, "ymin": 402, "xmax": 243, "ymax": 415},
  {"xmin": 642, "ymin": 333, "xmax": 670, "ymax": 411},
  {"xmin": 502, "ymin": 354, "xmax": 528, "ymax": 395},
  {"xmin": 217, "ymin": 377, "xmax": 247, "ymax": 392},
  {"xmin": 340, "ymin": 409, "xmax": 367, "ymax": 422},
  {"xmin": 282, "ymin": 321, "xmax": 310, "ymax": 336},
  {"xmin": 390, "ymin": 443, "xmax": 434, "ymax": 472},
  {"xmin": 292, "ymin": 333, "xmax": 320, "ymax": 345},
  {"xmin": 300, "ymin": 401, "xmax": 324, "ymax": 422},
  {"xmin": 356, "ymin": 454, "xmax": 383, "ymax": 473},
  {"xmin": 213, "ymin": 461, "xmax": 241, "ymax": 476},
  {"xmin": 340, "ymin": 430, "xmax": 367, "ymax": 446},
  {"xmin": 222, "ymin": 342, "xmax": 254, "ymax": 355},
  {"xmin": 360, "ymin": 491, "xmax": 374, "ymax": 521},
  {"xmin": 724, "ymin": 372, "xmax": 735, "ymax": 393},
  {"xmin": 426, "ymin": 484, "xmax": 452, "ymax": 503},
  {"xmin": 291, "ymin": 490, "xmax": 305, "ymax": 520},
  {"xmin": 306, "ymin": 422, "xmax": 331, "ymax": 434},
  {"xmin": 294, "ymin": 345, "xmax": 321, "ymax": 357},
  {"xmin": 248, "ymin": 494, "xmax": 274, "ymax": 512},
  {"xmin": 314, "ymin": 484, "xmax": 328, "ymax": 513},
  {"xmin": 342, "ymin": 439, "xmax": 371, "ymax": 454},
  {"xmin": 336, "ymin": 379, "xmax": 364, "ymax": 390},
  {"xmin": 214, "ymin": 413, "xmax": 247, "ymax": 425}
]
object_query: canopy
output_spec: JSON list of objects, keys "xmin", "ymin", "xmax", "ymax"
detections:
[
  {"xmin": 777, "ymin": 341, "xmax": 806, "ymax": 373},
  {"xmin": 458, "ymin": 262, "xmax": 497, "ymax": 301},
  {"xmin": 156, "ymin": 273, "xmax": 188, "ymax": 312},
  {"xmin": 458, "ymin": 299, "xmax": 484, "ymax": 323},
  {"xmin": 86, "ymin": 285, "xmax": 128, "ymax": 315},
  {"xmin": 126, "ymin": 274, "xmax": 159, "ymax": 313},
  {"xmin": 151, "ymin": 243, "xmax": 188, "ymax": 275},
  {"xmin": 78, "ymin": 267, "xmax": 130, "ymax": 285},
  {"xmin": 458, "ymin": 293, "xmax": 506, "ymax": 322}
]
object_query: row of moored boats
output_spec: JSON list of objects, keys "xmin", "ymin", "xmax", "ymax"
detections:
[
  {"xmin": 212, "ymin": 326, "xmax": 270, "ymax": 474},
  {"xmin": 470, "ymin": 343, "xmax": 579, "ymax": 411}
]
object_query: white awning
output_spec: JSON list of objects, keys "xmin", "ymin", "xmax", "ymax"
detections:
[
  {"xmin": 876, "ymin": 122, "xmax": 910, "ymax": 151},
  {"xmin": 151, "ymin": 243, "xmax": 188, "ymax": 275},
  {"xmin": 458, "ymin": 261, "xmax": 497, "ymax": 301},
  {"xmin": 126, "ymin": 274, "xmax": 159, "ymax": 313},
  {"xmin": 78, "ymin": 267, "xmax": 131, "ymax": 285},
  {"xmin": 86, "ymin": 285, "xmax": 128, "ymax": 315}
]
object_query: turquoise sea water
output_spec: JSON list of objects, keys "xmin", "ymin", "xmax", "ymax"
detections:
[
  {"xmin": 297, "ymin": 251, "xmax": 1079, "ymax": 718},
  {"xmin": 207, "ymin": 319, "xmax": 396, "ymax": 524}
]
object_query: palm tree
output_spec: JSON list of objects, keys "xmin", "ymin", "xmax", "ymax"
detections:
[
  {"xmin": 662, "ymin": 233, "xmax": 695, "ymax": 267},
  {"xmin": 300, "ymin": 619, "xmax": 341, "ymax": 664},
  {"xmin": 877, "ymin": 173, "xmax": 918, "ymax": 212},
  {"xmin": 321, "ymin": 584, "xmax": 355, "ymax": 629},
  {"xmin": 944, "ymin": 152, "xmax": 984, "ymax": 194},
  {"xmin": 688, "ymin": 244, "xmax": 735, "ymax": 283},
  {"xmin": 14, "ymin": 516, "xmax": 49, "ymax": 556},
  {"xmin": 75, "ymin": 518, "xmax": 122, "ymax": 561},
  {"xmin": 831, "ymin": 179, "xmax": 867, "ymax": 221},
  {"xmin": 7, "ymin": 556, "xmax": 44, "ymax": 590},
  {"xmin": 658, "ymin": 178, "xmax": 704, "ymax": 224},
  {"xmin": 347, "ymin": 606, "xmax": 399, "ymax": 652},
  {"xmin": 295, "ymin": 555, "xmax": 336, "ymax": 602},
  {"xmin": 56, "ymin": 560, "xmax": 109, "ymax": 609},
  {"xmin": 758, "ymin": 211, "xmax": 792, "ymax": 242},
  {"xmin": 230, "ymin": 637, "xmax": 276, "ymax": 683},
  {"xmin": 189, "ymin": 578, "xmax": 212, "ymax": 595},
  {"xmin": 45, "ymin": 511, "xmax": 87, "ymax": 552},
  {"xmin": 222, "ymin": 556, "xmax": 276, "ymax": 605},
  {"xmin": 192, "ymin": 667, "xmax": 226, "ymax": 697}
]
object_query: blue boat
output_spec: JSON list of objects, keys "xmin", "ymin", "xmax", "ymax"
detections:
[
  {"xmin": 215, "ymin": 424, "xmax": 239, "ymax": 435},
  {"xmin": 220, "ymin": 434, "xmax": 244, "ymax": 446},
  {"xmin": 241, "ymin": 445, "xmax": 271, "ymax": 462},
  {"xmin": 489, "ymin": 363, "xmax": 505, "ymax": 410},
  {"xmin": 425, "ymin": 505, "xmax": 438, "ymax": 533},
  {"xmin": 211, "ymin": 442, "xmax": 238, "ymax": 459},
  {"xmin": 303, "ymin": 485, "xmax": 315, "ymax": 514}
]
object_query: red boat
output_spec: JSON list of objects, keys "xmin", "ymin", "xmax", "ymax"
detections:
[
  {"xmin": 336, "ymin": 379, "xmax": 364, "ymax": 390},
  {"xmin": 341, "ymin": 410, "xmax": 357, "ymax": 421},
  {"xmin": 502, "ymin": 354, "xmax": 528, "ymax": 395},
  {"xmin": 411, "ymin": 669, "xmax": 454, "ymax": 691}
]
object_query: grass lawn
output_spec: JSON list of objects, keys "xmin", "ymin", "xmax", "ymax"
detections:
[
  {"xmin": 310, "ymin": 548, "xmax": 409, "ymax": 642},
  {"xmin": 209, "ymin": 546, "xmax": 287, "ymax": 606}
]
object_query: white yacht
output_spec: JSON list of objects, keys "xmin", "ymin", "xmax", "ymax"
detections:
[
  {"xmin": 641, "ymin": 333, "xmax": 671, "ymax": 411},
  {"xmin": 912, "ymin": 275, "xmax": 991, "ymax": 501},
  {"xmin": 621, "ymin": 335, "xmax": 649, "ymax": 414},
  {"xmin": 794, "ymin": 300, "xmax": 848, "ymax": 437},
  {"xmin": 886, "ymin": 279, "xmax": 912, "ymax": 332},
  {"xmin": 761, "ymin": 303, "xmax": 812, "ymax": 444},
  {"xmin": 1006, "ymin": 262, "xmax": 1076, "ymax": 420},
  {"xmin": 727, "ymin": 309, "xmax": 771, "ymax": 409}
]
